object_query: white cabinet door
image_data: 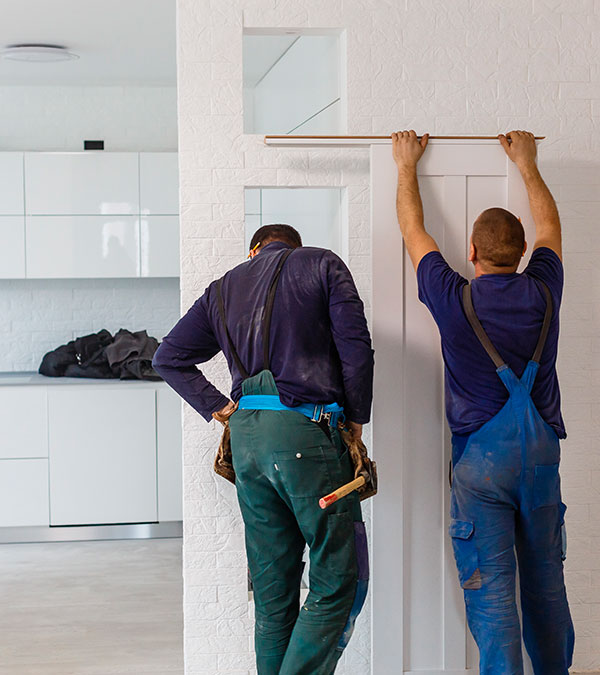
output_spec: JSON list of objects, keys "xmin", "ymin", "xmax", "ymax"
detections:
[
  {"xmin": 371, "ymin": 140, "xmax": 534, "ymax": 673},
  {"xmin": 0, "ymin": 388, "xmax": 48, "ymax": 459},
  {"xmin": 140, "ymin": 153, "xmax": 179, "ymax": 215},
  {"xmin": 0, "ymin": 459, "xmax": 49, "ymax": 526},
  {"xmin": 0, "ymin": 152, "xmax": 24, "ymax": 215},
  {"xmin": 139, "ymin": 215, "xmax": 179, "ymax": 277},
  {"xmin": 157, "ymin": 387, "xmax": 182, "ymax": 521},
  {"xmin": 48, "ymin": 388, "xmax": 157, "ymax": 526},
  {"xmin": 0, "ymin": 216, "xmax": 25, "ymax": 278},
  {"xmin": 26, "ymin": 215, "xmax": 139, "ymax": 278},
  {"xmin": 25, "ymin": 152, "xmax": 139, "ymax": 215}
]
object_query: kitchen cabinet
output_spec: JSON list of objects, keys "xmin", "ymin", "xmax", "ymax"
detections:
[
  {"xmin": 48, "ymin": 387, "xmax": 158, "ymax": 526},
  {"xmin": 157, "ymin": 387, "xmax": 183, "ymax": 521},
  {"xmin": 140, "ymin": 215, "xmax": 180, "ymax": 277},
  {"xmin": 0, "ymin": 152, "xmax": 24, "ymax": 215},
  {"xmin": 0, "ymin": 387, "xmax": 48, "ymax": 459},
  {"xmin": 25, "ymin": 152, "xmax": 139, "ymax": 215},
  {"xmin": 0, "ymin": 216, "xmax": 25, "ymax": 278},
  {"xmin": 26, "ymin": 215, "xmax": 139, "ymax": 278},
  {"xmin": 0, "ymin": 459, "xmax": 49, "ymax": 527},
  {"xmin": 140, "ymin": 152, "xmax": 179, "ymax": 215}
]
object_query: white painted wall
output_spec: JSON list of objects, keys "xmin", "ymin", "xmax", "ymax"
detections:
[
  {"xmin": 0, "ymin": 86, "xmax": 177, "ymax": 151},
  {"xmin": 0, "ymin": 85, "xmax": 179, "ymax": 372},
  {"xmin": 176, "ymin": 1, "xmax": 600, "ymax": 672}
]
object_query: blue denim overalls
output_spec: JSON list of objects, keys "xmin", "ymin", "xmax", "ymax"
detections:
[{"xmin": 450, "ymin": 281, "xmax": 574, "ymax": 674}]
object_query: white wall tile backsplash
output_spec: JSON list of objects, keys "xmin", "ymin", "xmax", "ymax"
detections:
[
  {"xmin": 0, "ymin": 278, "xmax": 180, "ymax": 372},
  {"xmin": 1, "ymin": 84, "xmax": 179, "ymax": 373}
]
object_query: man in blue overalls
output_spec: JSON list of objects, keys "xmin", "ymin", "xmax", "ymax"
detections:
[
  {"xmin": 152, "ymin": 224, "xmax": 373, "ymax": 674},
  {"xmin": 392, "ymin": 130, "xmax": 574, "ymax": 674}
]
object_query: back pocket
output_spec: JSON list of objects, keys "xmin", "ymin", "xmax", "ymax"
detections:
[
  {"xmin": 274, "ymin": 445, "xmax": 341, "ymax": 499},
  {"xmin": 533, "ymin": 463, "xmax": 560, "ymax": 510}
]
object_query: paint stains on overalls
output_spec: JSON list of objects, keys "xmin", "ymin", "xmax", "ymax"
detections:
[{"xmin": 450, "ymin": 282, "xmax": 574, "ymax": 675}]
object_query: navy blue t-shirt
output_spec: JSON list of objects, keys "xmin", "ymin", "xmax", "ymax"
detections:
[{"xmin": 417, "ymin": 247, "xmax": 566, "ymax": 439}]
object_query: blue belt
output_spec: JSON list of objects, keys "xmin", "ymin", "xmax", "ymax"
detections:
[{"xmin": 238, "ymin": 395, "xmax": 344, "ymax": 427}]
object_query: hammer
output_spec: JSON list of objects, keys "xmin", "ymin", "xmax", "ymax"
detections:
[{"xmin": 319, "ymin": 472, "xmax": 368, "ymax": 509}]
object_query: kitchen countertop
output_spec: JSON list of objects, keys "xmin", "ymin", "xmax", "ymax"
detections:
[{"xmin": 0, "ymin": 372, "xmax": 167, "ymax": 387}]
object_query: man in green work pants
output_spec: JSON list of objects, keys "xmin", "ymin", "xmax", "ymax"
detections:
[{"xmin": 153, "ymin": 224, "xmax": 374, "ymax": 674}]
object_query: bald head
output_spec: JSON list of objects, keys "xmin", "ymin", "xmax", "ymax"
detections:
[{"xmin": 472, "ymin": 207, "xmax": 525, "ymax": 269}]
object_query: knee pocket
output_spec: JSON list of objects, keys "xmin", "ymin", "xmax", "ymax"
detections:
[{"xmin": 450, "ymin": 519, "xmax": 482, "ymax": 590}]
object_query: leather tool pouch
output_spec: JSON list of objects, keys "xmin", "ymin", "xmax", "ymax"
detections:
[
  {"xmin": 338, "ymin": 424, "xmax": 378, "ymax": 501},
  {"xmin": 213, "ymin": 404, "xmax": 238, "ymax": 485}
]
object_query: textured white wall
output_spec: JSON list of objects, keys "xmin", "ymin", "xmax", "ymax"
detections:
[
  {"xmin": 0, "ymin": 278, "xmax": 181, "ymax": 372},
  {"xmin": 0, "ymin": 85, "xmax": 179, "ymax": 372},
  {"xmin": 0, "ymin": 86, "xmax": 177, "ymax": 151},
  {"xmin": 176, "ymin": 0, "xmax": 600, "ymax": 672}
]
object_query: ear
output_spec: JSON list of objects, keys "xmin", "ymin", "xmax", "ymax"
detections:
[
  {"xmin": 468, "ymin": 239, "xmax": 476, "ymax": 264},
  {"xmin": 522, "ymin": 240, "xmax": 528, "ymax": 256}
]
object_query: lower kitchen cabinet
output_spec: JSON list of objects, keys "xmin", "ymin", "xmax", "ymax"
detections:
[
  {"xmin": 0, "ymin": 459, "xmax": 49, "ymax": 527},
  {"xmin": 48, "ymin": 387, "xmax": 158, "ymax": 526}
]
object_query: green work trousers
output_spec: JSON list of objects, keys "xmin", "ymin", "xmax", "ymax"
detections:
[{"xmin": 229, "ymin": 371, "xmax": 368, "ymax": 675}]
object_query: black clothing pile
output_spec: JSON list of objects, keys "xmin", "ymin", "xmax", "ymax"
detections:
[{"xmin": 39, "ymin": 329, "xmax": 162, "ymax": 381}]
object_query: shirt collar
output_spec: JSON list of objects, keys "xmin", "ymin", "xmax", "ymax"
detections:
[{"xmin": 260, "ymin": 241, "xmax": 292, "ymax": 253}]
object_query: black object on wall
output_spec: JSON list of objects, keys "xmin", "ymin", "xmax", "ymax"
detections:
[{"xmin": 84, "ymin": 140, "xmax": 104, "ymax": 150}]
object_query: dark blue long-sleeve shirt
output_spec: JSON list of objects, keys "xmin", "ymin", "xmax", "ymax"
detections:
[{"xmin": 153, "ymin": 242, "xmax": 374, "ymax": 424}]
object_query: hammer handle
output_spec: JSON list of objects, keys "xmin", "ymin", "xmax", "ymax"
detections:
[{"xmin": 319, "ymin": 476, "xmax": 366, "ymax": 509}]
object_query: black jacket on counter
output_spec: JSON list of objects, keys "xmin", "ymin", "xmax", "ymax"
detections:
[{"xmin": 39, "ymin": 329, "xmax": 161, "ymax": 381}]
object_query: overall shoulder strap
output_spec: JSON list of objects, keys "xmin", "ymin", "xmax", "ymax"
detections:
[
  {"xmin": 216, "ymin": 277, "xmax": 250, "ymax": 379},
  {"xmin": 263, "ymin": 248, "xmax": 295, "ymax": 370},
  {"xmin": 462, "ymin": 283, "xmax": 506, "ymax": 369},
  {"xmin": 215, "ymin": 247, "xmax": 295, "ymax": 379},
  {"xmin": 531, "ymin": 281, "xmax": 553, "ymax": 364}
]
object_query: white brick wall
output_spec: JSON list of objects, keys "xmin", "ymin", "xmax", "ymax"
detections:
[
  {"xmin": 0, "ymin": 278, "xmax": 181, "ymax": 372},
  {"xmin": 176, "ymin": 0, "xmax": 600, "ymax": 672}
]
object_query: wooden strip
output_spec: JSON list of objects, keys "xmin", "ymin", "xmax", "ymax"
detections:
[{"xmin": 265, "ymin": 134, "xmax": 545, "ymax": 140}]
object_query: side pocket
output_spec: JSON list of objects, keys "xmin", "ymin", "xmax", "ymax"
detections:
[
  {"xmin": 559, "ymin": 501, "xmax": 567, "ymax": 561},
  {"xmin": 449, "ymin": 519, "xmax": 481, "ymax": 590},
  {"xmin": 533, "ymin": 463, "xmax": 561, "ymax": 510}
]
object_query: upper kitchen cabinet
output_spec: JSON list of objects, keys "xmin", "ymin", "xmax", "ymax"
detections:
[
  {"xmin": 0, "ymin": 153, "xmax": 24, "ymax": 215},
  {"xmin": 140, "ymin": 153, "xmax": 179, "ymax": 215},
  {"xmin": 0, "ymin": 217, "xmax": 25, "ymax": 278},
  {"xmin": 24, "ymin": 152, "xmax": 139, "ymax": 215}
]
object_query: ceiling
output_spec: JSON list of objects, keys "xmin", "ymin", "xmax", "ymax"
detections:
[
  {"xmin": 243, "ymin": 35, "xmax": 298, "ymax": 88},
  {"xmin": 0, "ymin": 0, "xmax": 176, "ymax": 85}
]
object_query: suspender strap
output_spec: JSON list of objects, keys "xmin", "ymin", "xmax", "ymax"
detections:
[
  {"xmin": 262, "ymin": 248, "xmax": 294, "ymax": 371},
  {"xmin": 531, "ymin": 281, "xmax": 553, "ymax": 364},
  {"xmin": 217, "ymin": 277, "xmax": 250, "ymax": 380},
  {"xmin": 462, "ymin": 280, "xmax": 554, "ymax": 369},
  {"xmin": 216, "ymin": 247, "xmax": 295, "ymax": 379},
  {"xmin": 462, "ymin": 283, "xmax": 506, "ymax": 369}
]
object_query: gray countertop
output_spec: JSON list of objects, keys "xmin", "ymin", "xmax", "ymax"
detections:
[{"xmin": 0, "ymin": 372, "xmax": 166, "ymax": 387}]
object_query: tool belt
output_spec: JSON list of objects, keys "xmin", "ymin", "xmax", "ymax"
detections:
[{"xmin": 213, "ymin": 407, "xmax": 377, "ymax": 503}]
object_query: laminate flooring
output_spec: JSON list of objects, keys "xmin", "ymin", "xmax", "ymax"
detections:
[{"xmin": 0, "ymin": 538, "xmax": 183, "ymax": 675}]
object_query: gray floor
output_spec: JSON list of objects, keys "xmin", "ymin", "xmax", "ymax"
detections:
[{"xmin": 0, "ymin": 538, "xmax": 183, "ymax": 675}]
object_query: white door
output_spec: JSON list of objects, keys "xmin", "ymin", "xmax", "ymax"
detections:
[
  {"xmin": 371, "ymin": 140, "xmax": 535, "ymax": 674},
  {"xmin": 48, "ymin": 387, "xmax": 157, "ymax": 526}
]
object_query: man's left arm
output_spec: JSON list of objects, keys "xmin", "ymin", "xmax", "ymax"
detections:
[
  {"xmin": 392, "ymin": 130, "xmax": 440, "ymax": 271},
  {"xmin": 152, "ymin": 290, "xmax": 234, "ymax": 422}
]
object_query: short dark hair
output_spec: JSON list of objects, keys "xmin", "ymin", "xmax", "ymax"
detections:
[
  {"xmin": 250, "ymin": 224, "xmax": 302, "ymax": 251},
  {"xmin": 472, "ymin": 207, "xmax": 525, "ymax": 268}
]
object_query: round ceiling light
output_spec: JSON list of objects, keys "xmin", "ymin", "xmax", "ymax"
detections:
[{"xmin": 1, "ymin": 44, "xmax": 79, "ymax": 62}]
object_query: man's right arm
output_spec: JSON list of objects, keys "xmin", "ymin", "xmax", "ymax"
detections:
[
  {"xmin": 499, "ymin": 130, "xmax": 562, "ymax": 260},
  {"xmin": 322, "ymin": 252, "xmax": 374, "ymax": 440}
]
